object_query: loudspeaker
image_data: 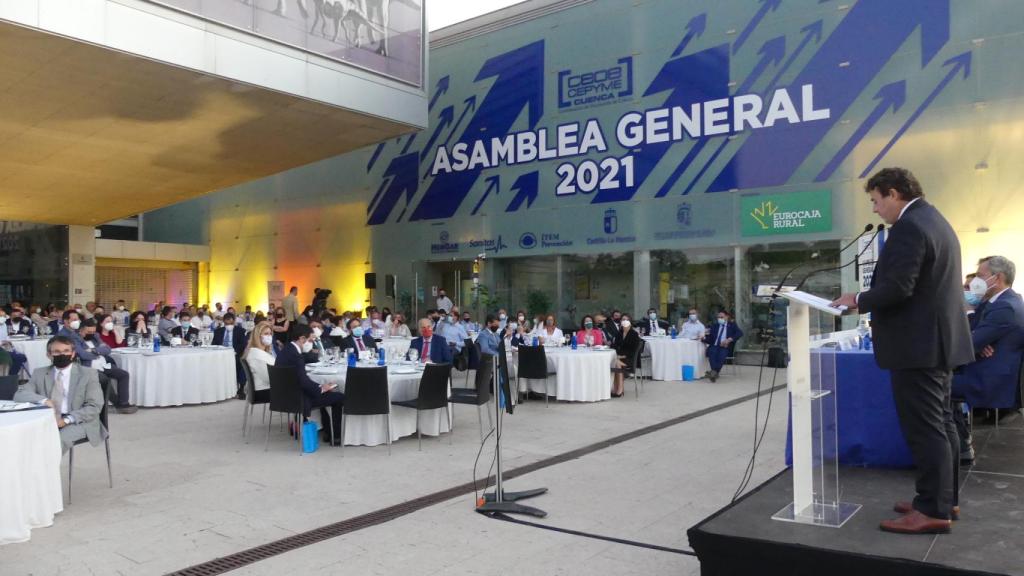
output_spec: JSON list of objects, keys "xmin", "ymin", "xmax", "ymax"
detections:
[
  {"xmin": 364, "ymin": 272, "xmax": 377, "ymax": 290},
  {"xmin": 385, "ymin": 274, "xmax": 395, "ymax": 297}
]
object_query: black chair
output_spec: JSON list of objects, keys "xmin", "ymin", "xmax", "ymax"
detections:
[
  {"xmin": 341, "ymin": 366, "xmax": 391, "ymax": 455},
  {"xmin": 0, "ymin": 374, "xmax": 18, "ymax": 400},
  {"xmin": 265, "ymin": 365, "xmax": 308, "ymax": 454},
  {"xmin": 392, "ymin": 363, "xmax": 452, "ymax": 450},
  {"xmin": 516, "ymin": 345, "xmax": 555, "ymax": 405},
  {"xmin": 240, "ymin": 359, "xmax": 270, "ymax": 441},
  {"xmin": 451, "ymin": 353, "xmax": 493, "ymax": 440},
  {"xmin": 611, "ymin": 339, "xmax": 645, "ymax": 399},
  {"xmin": 68, "ymin": 378, "xmax": 112, "ymax": 504}
]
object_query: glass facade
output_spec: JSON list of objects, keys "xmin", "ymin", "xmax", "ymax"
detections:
[{"xmin": 0, "ymin": 222, "xmax": 68, "ymax": 306}]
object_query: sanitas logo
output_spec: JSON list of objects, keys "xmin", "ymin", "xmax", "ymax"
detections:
[{"xmin": 558, "ymin": 57, "xmax": 633, "ymax": 109}]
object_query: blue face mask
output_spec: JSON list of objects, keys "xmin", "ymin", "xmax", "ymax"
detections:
[
  {"xmin": 717, "ymin": 318, "xmax": 726, "ymax": 325},
  {"xmin": 964, "ymin": 291, "xmax": 982, "ymax": 306},
  {"xmin": 353, "ymin": 327, "xmax": 364, "ymax": 337}
]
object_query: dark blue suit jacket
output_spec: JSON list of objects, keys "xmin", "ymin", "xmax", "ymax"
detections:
[
  {"xmin": 274, "ymin": 341, "xmax": 321, "ymax": 401},
  {"xmin": 408, "ymin": 335, "xmax": 453, "ymax": 364},
  {"xmin": 212, "ymin": 326, "xmax": 247, "ymax": 356},
  {"xmin": 954, "ymin": 289, "xmax": 1024, "ymax": 408},
  {"xmin": 703, "ymin": 321, "xmax": 743, "ymax": 349},
  {"xmin": 339, "ymin": 333, "xmax": 377, "ymax": 352}
]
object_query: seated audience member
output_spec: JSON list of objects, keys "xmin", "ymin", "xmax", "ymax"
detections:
[
  {"xmin": 427, "ymin": 309, "xmax": 441, "ymax": 328},
  {"xmin": 14, "ymin": 336, "xmax": 108, "ymax": 452},
  {"xmin": 596, "ymin": 313, "xmax": 618, "ymax": 348},
  {"xmin": 299, "ymin": 305, "xmax": 315, "ymax": 326},
  {"xmin": 83, "ymin": 302, "xmax": 97, "ymax": 319},
  {"xmin": 253, "ymin": 310, "xmax": 267, "ymax": 324},
  {"xmin": 303, "ymin": 319, "xmax": 334, "ymax": 362},
  {"xmin": 157, "ymin": 306, "xmax": 178, "ymax": 344},
  {"xmin": 271, "ymin": 306, "xmax": 291, "ymax": 349},
  {"xmin": 30, "ymin": 304, "xmax": 50, "ymax": 334},
  {"xmin": 703, "ymin": 310, "xmax": 743, "ymax": 382},
  {"xmin": 679, "ymin": 308, "xmax": 706, "ymax": 340},
  {"xmin": 639, "ymin": 308, "xmax": 670, "ymax": 335},
  {"xmin": 195, "ymin": 308, "xmax": 215, "ymax": 330},
  {"xmin": 514, "ymin": 310, "xmax": 527, "ymax": 330},
  {"xmin": 46, "ymin": 305, "xmax": 63, "ymax": 335},
  {"xmin": 362, "ymin": 307, "xmax": 386, "ymax": 334},
  {"xmin": 213, "ymin": 312, "xmax": 248, "ymax": 398},
  {"xmin": 964, "ymin": 274, "xmax": 989, "ymax": 328},
  {"xmin": 92, "ymin": 305, "xmax": 106, "ymax": 319},
  {"xmin": 73, "ymin": 319, "xmax": 136, "ymax": 413},
  {"xmin": 170, "ymin": 312, "xmax": 200, "ymax": 344},
  {"xmin": 538, "ymin": 314, "xmax": 563, "ymax": 346},
  {"xmin": 111, "ymin": 300, "xmax": 130, "ymax": 326},
  {"xmin": 460, "ymin": 311, "xmax": 480, "ymax": 333},
  {"xmin": 576, "ymin": 315, "xmax": 605, "ymax": 346},
  {"xmin": 0, "ymin": 308, "xmax": 28, "ymax": 376},
  {"xmin": 438, "ymin": 307, "xmax": 470, "ymax": 352},
  {"xmin": 243, "ymin": 322, "xmax": 275, "ymax": 402},
  {"xmin": 385, "ymin": 313, "xmax": 412, "ymax": 338},
  {"xmin": 408, "ymin": 318, "xmax": 453, "ymax": 364},
  {"xmin": 477, "ymin": 314, "xmax": 503, "ymax": 356},
  {"xmin": 954, "ymin": 256, "xmax": 1024, "ymax": 435},
  {"xmin": 127, "ymin": 311, "xmax": 152, "ymax": 339},
  {"xmin": 340, "ymin": 318, "xmax": 377, "ymax": 354},
  {"xmin": 509, "ymin": 318, "xmax": 530, "ymax": 348},
  {"xmin": 275, "ymin": 325, "xmax": 344, "ymax": 445},
  {"xmin": 212, "ymin": 302, "xmax": 225, "ymax": 322},
  {"xmin": 497, "ymin": 308, "xmax": 509, "ymax": 331},
  {"xmin": 611, "ymin": 315, "xmax": 642, "ymax": 397},
  {"xmin": 96, "ymin": 314, "xmax": 126, "ymax": 349},
  {"xmin": 7, "ymin": 306, "xmax": 35, "ymax": 337},
  {"xmin": 241, "ymin": 305, "xmax": 255, "ymax": 323}
]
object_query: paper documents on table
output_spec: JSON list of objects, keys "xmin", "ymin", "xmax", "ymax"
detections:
[{"xmin": 0, "ymin": 400, "xmax": 49, "ymax": 412}]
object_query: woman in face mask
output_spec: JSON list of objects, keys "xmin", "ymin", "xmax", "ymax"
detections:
[
  {"xmin": 243, "ymin": 321, "xmax": 276, "ymax": 402},
  {"xmin": 575, "ymin": 315, "xmax": 605, "ymax": 347},
  {"xmin": 126, "ymin": 311, "xmax": 151, "ymax": 338},
  {"xmin": 96, "ymin": 314, "xmax": 126, "ymax": 349},
  {"xmin": 271, "ymin": 306, "xmax": 291, "ymax": 348},
  {"xmin": 538, "ymin": 314, "xmax": 564, "ymax": 346},
  {"xmin": 611, "ymin": 315, "xmax": 641, "ymax": 397}
]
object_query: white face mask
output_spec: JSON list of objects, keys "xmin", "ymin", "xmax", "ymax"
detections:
[
  {"xmin": 969, "ymin": 276, "xmax": 990, "ymax": 297},
  {"xmin": 301, "ymin": 341, "xmax": 313, "ymax": 353},
  {"xmin": 103, "ymin": 321, "xmax": 115, "ymax": 331},
  {"xmin": 69, "ymin": 320, "xmax": 81, "ymax": 330},
  {"xmin": 621, "ymin": 319, "xmax": 631, "ymax": 329},
  {"xmin": 499, "ymin": 314, "xmax": 507, "ymax": 320},
  {"xmin": 260, "ymin": 334, "xmax": 273, "ymax": 346},
  {"xmin": 117, "ymin": 306, "xmax": 125, "ymax": 311},
  {"xmin": 313, "ymin": 327, "xmax": 323, "ymax": 338},
  {"xmin": 689, "ymin": 314, "xmax": 698, "ymax": 322}
]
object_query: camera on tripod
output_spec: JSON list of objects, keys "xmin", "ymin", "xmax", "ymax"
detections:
[{"xmin": 312, "ymin": 288, "xmax": 332, "ymax": 315}]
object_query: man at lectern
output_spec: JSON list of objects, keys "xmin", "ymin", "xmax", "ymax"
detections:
[{"xmin": 831, "ymin": 167, "xmax": 973, "ymax": 535}]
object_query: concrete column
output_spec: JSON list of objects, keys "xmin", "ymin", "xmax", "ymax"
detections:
[
  {"xmin": 68, "ymin": 225, "xmax": 96, "ymax": 306},
  {"xmin": 733, "ymin": 245, "xmax": 748, "ymax": 334},
  {"xmin": 634, "ymin": 250, "xmax": 651, "ymax": 313}
]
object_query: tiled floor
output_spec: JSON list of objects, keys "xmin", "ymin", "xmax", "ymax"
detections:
[{"xmin": 5, "ymin": 367, "xmax": 789, "ymax": 576}]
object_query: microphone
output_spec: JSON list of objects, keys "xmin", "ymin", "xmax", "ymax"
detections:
[
  {"xmin": 773, "ymin": 224, "xmax": 874, "ymax": 294},
  {"xmin": 794, "ymin": 224, "xmax": 884, "ymax": 292}
]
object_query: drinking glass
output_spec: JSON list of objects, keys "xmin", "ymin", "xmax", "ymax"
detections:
[{"xmin": 408, "ymin": 348, "xmax": 419, "ymax": 364}]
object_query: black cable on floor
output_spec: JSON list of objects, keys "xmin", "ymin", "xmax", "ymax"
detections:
[{"xmin": 481, "ymin": 511, "xmax": 698, "ymax": 557}]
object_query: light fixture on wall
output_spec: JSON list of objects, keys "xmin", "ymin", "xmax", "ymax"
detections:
[
  {"xmin": 977, "ymin": 226, "xmax": 990, "ymax": 233},
  {"xmin": 975, "ymin": 161, "xmax": 989, "ymax": 171}
]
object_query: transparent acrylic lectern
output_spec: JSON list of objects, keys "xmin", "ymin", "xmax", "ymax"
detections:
[{"xmin": 771, "ymin": 291, "xmax": 861, "ymax": 528}]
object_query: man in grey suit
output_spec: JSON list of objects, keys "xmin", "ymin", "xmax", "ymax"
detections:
[
  {"xmin": 14, "ymin": 335, "xmax": 107, "ymax": 452},
  {"xmin": 833, "ymin": 167, "xmax": 974, "ymax": 534},
  {"xmin": 282, "ymin": 286, "xmax": 300, "ymax": 323}
]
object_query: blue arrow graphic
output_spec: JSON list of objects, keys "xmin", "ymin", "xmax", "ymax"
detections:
[
  {"xmin": 707, "ymin": 0, "xmax": 950, "ymax": 193},
  {"xmin": 815, "ymin": 80, "xmax": 906, "ymax": 182},
  {"xmin": 423, "ymin": 96, "xmax": 477, "ymax": 180},
  {"xmin": 672, "ymin": 13, "xmax": 707, "ymax": 57},
  {"xmin": 408, "ymin": 41, "xmax": 545, "ymax": 221},
  {"xmin": 859, "ymin": 51, "xmax": 970, "ymax": 178},
  {"xmin": 472, "ymin": 175, "xmax": 500, "ymax": 215},
  {"xmin": 419, "ymin": 105, "xmax": 454, "ymax": 164},
  {"xmin": 506, "ymin": 171, "xmax": 539, "ymax": 212},
  {"xmin": 366, "ymin": 142, "xmax": 385, "ymax": 172},
  {"xmin": 367, "ymin": 176, "xmax": 390, "ymax": 214},
  {"xmin": 765, "ymin": 20, "xmax": 822, "ymax": 94},
  {"xmin": 733, "ymin": 0, "xmax": 781, "ymax": 55},
  {"xmin": 428, "ymin": 75, "xmax": 450, "ymax": 112},
  {"xmin": 367, "ymin": 153, "xmax": 419, "ymax": 225},
  {"xmin": 400, "ymin": 133, "xmax": 417, "ymax": 155},
  {"xmin": 679, "ymin": 36, "xmax": 786, "ymax": 196},
  {"xmin": 593, "ymin": 45, "xmax": 731, "ymax": 204}
]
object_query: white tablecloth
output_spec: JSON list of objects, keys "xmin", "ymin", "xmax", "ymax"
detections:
[
  {"xmin": 377, "ymin": 337, "xmax": 412, "ymax": 361},
  {"xmin": 0, "ymin": 408, "xmax": 63, "ymax": 545},
  {"xmin": 517, "ymin": 347, "xmax": 615, "ymax": 402},
  {"xmin": 308, "ymin": 362, "xmax": 450, "ymax": 446},
  {"xmin": 643, "ymin": 336, "xmax": 707, "ymax": 381},
  {"xmin": 111, "ymin": 347, "xmax": 236, "ymax": 407},
  {"xmin": 10, "ymin": 338, "xmax": 51, "ymax": 373}
]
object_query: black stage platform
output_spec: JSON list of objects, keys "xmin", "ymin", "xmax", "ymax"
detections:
[{"xmin": 689, "ymin": 419, "xmax": 1024, "ymax": 576}]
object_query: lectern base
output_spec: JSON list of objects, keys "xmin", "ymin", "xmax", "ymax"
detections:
[{"xmin": 772, "ymin": 501, "xmax": 861, "ymax": 528}]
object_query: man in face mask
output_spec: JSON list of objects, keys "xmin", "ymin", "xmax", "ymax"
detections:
[
  {"xmin": 14, "ymin": 336, "xmax": 107, "ymax": 452},
  {"xmin": 436, "ymin": 289, "xmax": 453, "ymax": 314},
  {"xmin": 438, "ymin": 307, "xmax": 469, "ymax": 352},
  {"xmin": 680, "ymin": 308, "xmax": 705, "ymax": 340},
  {"xmin": 410, "ymin": 318, "xmax": 453, "ymax": 364},
  {"xmin": 702, "ymin": 311, "xmax": 743, "ymax": 382},
  {"xmin": 274, "ymin": 324, "xmax": 344, "ymax": 445},
  {"xmin": 640, "ymin": 307, "xmax": 669, "ymax": 336},
  {"xmin": 477, "ymin": 314, "xmax": 503, "ymax": 356},
  {"xmin": 7, "ymin": 307, "xmax": 34, "ymax": 337},
  {"xmin": 170, "ymin": 312, "xmax": 200, "ymax": 344},
  {"xmin": 341, "ymin": 318, "xmax": 377, "ymax": 355},
  {"xmin": 73, "ymin": 319, "xmax": 136, "ymax": 413},
  {"xmin": 213, "ymin": 312, "xmax": 248, "ymax": 397}
]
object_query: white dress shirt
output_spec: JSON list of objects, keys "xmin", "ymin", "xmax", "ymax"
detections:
[
  {"xmin": 245, "ymin": 348, "xmax": 275, "ymax": 391},
  {"xmin": 989, "ymin": 287, "xmax": 1010, "ymax": 304},
  {"xmin": 680, "ymin": 320, "xmax": 705, "ymax": 340}
]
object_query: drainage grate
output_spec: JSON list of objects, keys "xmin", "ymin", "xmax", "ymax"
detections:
[{"xmin": 167, "ymin": 383, "xmax": 784, "ymax": 576}]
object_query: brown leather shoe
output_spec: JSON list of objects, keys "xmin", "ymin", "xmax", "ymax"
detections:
[
  {"xmin": 894, "ymin": 501, "xmax": 959, "ymax": 521},
  {"xmin": 880, "ymin": 510, "xmax": 951, "ymax": 534}
]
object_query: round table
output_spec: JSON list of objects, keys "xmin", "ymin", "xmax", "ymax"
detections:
[
  {"xmin": 111, "ymin": 347, "xmax": 237, "ymax": 407},
  {"xmin": 377, "ymin": 337, "xmax": 412, "ymax": 360},
  {"xmin": 0, "ymin": 407, "xmax": 63, "ymax": 545},
  {"xmin": 643, "ymin": 336, "xmax": 707, "ymax": 381},
  {"xmin": 308, "ymin": 362, "xmax": 450, "ymax": 446},
  {"xmin": 517, "ymin": 346, "xmax": 616, "ymax": 402},
  {"xmin": 10, "ymin": 338, "xmax": 51, "ymax": 373}
]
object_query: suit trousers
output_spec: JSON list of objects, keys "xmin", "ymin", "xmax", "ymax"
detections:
[
  {"xmin": 59, "ymin": 423, "xmax": 89, "ymax": 453},
  {"xmin": 890, "ymin": 367, "xmax": 960, "ymax": 519},
  {"xmin": 707, "ymin": 345, "xmax": 729, "ymax": 372},
  {"xmin": 307, "ymin": 390, "xmax": 345, "ymax": 441},
  {"xmin": 100, "ymin": 367, "xmax": 131, "ymax": 407}
]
